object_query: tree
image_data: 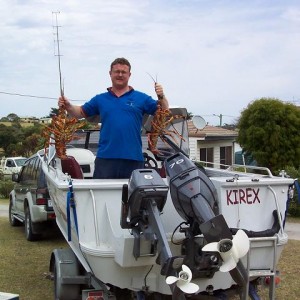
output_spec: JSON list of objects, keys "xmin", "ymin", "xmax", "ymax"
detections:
[
  {"xmin": 6, "ymin": 113, "xmax": 20, "ymax": 122},
  {"xmin": 0, "ymin": 122, "xmax": 45, "ymax": 157},
  {"xmin": 22, "ymin": 133, "xmax": 43, "ymax": 157},
  {"xmin": 19, "ymin": 124, "xmax": 45, "ymax": 156},
  {"xmin": 45, "ymin": 107, "xmax": 59, "ymax": 117},
  {"xmin": 0, "ymin": 125, "xmax": 20, "ymax": 154},
  {"xmin": 187, "ymin": 112, "xmax": 193, "ymax": 120},
  {"xmin": 237, "ymin": 98, "xmax": 300, "ymax": 173}
]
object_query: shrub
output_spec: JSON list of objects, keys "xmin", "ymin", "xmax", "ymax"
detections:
[
  {"xmin": 0, "ymin": 179, "xmax": 15, "ymax": 198},
  {"xmin": 284, "ymin": 166, "xmax": 300, "ymax": 218},
  {"xmin": 288, "ymin": 200, "xmax": 300, "ymax": 217},
  {"xmin": 285, "ymin": 165, "xmax": 300, "ymax": 179}
]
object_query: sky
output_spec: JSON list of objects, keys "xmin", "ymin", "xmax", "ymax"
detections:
[{"xmin": 0, "ymin": 0, "xmax": 299, "ymax": 126}]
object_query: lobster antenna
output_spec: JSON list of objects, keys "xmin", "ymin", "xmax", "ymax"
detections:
[
  {"xmin": 146, "ymin": 72, "xmax": 158, "ymax": 84},
  {"xmin": 52, "ymin": 11, "xmax": 64, "ymax": 97}
]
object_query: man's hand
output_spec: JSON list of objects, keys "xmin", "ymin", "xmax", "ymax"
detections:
[
  {"xmin": 154, "ymin": 83, "xmax": 169, "ymax": 109},
  {"xmin": 58, "ymin": 96, "xmax": 71, "ymax": 109},
  {"xmin": 155, "ymin": 83, "xmax": 165, "ymax": 99},
  {"xmin": 57, "ymin": 96, "xmax": 83, "ymax": 118}
]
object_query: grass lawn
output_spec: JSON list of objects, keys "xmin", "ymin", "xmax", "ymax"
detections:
[
  {"xmin": 0, "ymin": 217, "xmax": 66, "ymax": 299},
  {"xmin": 0, "ymin": 198, "xmax": 8, "ymax": 204},
  {"xmin": 274, "ymin": 239, "xmax": 300, "ymax": 299}
]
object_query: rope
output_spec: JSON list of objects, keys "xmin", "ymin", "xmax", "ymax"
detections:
[{"xmin": 66, "ymin": 178, "xmax": 79, "ymax": 241}]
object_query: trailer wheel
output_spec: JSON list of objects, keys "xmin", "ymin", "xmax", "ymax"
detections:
[{"xmin": 52, "ymin": 249, "xmax": 81, "ymax": 300}]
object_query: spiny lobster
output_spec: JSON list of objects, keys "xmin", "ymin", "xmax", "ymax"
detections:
[
  {"xmin": 43, "ymin": 106, "xmax": 85, "ymax": 159},
  {"xmin": 147, "ymin": 75, "xmax": 185, "ymax": 155}
]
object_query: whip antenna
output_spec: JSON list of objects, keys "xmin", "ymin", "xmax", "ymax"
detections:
[{"xmin": 52, "ymin": 11, "xmax": 64, "ymax": 97}]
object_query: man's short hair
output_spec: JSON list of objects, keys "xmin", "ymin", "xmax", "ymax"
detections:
[{"xmin": 110, "ymin": 58, "xmax": 131, "ymax": 71}]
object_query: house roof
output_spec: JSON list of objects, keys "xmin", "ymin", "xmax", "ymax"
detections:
[{"xmin": 188, "ymin": 120, "xmax": 238, "ymax": 140}]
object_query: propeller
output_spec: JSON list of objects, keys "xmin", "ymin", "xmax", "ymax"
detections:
[
  {"xmin": 166, "ymin": 264, "xmax": 199, "ymax": 294},
  {"xmin": 202, "ymin": 229, "xmax": 250, "ymax": 273}
]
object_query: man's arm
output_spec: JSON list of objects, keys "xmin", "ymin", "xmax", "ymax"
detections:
[
  {"xmin": 159, "ymin": 95, "xmax": 169, "ymax": 110},
  {"xmin": 58, "ymin": 96, "xmax": 85, "ymax": 119}
]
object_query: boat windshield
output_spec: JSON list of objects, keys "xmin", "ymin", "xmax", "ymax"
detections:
[{"xmin": 141, "ymin": 111, "xmax": 189, "ymax": 160}]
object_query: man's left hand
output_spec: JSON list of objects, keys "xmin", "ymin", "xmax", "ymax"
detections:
[{"xmin": 155, "ymin": 83, "xmax": 164, "ymax": 99}]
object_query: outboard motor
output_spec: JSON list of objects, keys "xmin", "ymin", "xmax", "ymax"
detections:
[
  {"xmin": 165, "ymin": 153, "xmax": 249, "ymax": 290},
  {"xmin": 165, "ymin": 153, "xmax": 233, "ymax": 241},
  {"xmin": 165, "ymin": 152, "xmax": 219, "ymax": 228},
  {"xmin": 121, "ymin": 168, "xmax": 202, "ymax": 298},
  {"xmin": 120, "ymin": 169, "xmax": 185, "ymax": 276}
]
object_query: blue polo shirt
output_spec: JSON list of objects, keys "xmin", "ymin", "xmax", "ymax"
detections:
[{"xmin": 82, "ymin": 89, "xmax": 157, "ymax": 161}]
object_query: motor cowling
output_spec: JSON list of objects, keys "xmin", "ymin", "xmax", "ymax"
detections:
[
  {"xmin": 164, "ymin": 153, "xmax": 219, "ymax": 226},
  {"xmin": 126, "ymin": 169, "xmax": 169, "ymax": 226}
]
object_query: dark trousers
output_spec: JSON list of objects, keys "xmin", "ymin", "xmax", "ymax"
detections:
[{"xmin": 93, "ymin": 158, "xmax": 144, "ymax": 179}]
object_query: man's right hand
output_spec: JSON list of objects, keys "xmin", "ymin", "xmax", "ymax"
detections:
[
  {"xmin": 57, "ymin": 96, "xmax": 83, "ymax": 119},
  {"xmin": 58, "ymin": 96, "xmax": 70, "ymax": 109}
]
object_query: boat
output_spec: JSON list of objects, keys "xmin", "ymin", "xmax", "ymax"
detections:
[{"xmin": 39, "ymin": 107, "xmax": 294, "ymax": 300}]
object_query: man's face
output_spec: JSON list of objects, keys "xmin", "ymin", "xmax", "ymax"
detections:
[{"xmin": 109, "ymin": 64, "xmax": 131, "ymax": 89}]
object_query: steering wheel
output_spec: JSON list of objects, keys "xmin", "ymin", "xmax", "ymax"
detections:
[{"xmin": 143, "ymin": 152, "xmax": 158, "ymax": 169}]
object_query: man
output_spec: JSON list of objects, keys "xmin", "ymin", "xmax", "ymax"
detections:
[{"xmin": 58, "ymin": 57, "xmax": 169, "ymax": 179}]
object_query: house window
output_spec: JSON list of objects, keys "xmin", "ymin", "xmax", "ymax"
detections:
[
  {"xmin": 200, "ymin": 147, "xmax": 214, "ymax": 167},
  {"xmin": 220, "ymin": 146, "xmax": 232, "ymax": 169}
]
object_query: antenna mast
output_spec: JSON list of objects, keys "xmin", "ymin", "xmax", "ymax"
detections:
[{"xmin": 52, "ymin": 11, "xmax": 64, "ymax": 97}]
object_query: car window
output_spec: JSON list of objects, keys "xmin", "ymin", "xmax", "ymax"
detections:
[
  {"xmin": 27, "ymin": 159, "xmax": 35, "ymax": 180},
  {"xmin": 15, "ymin": 158, "xmax": 27, "ymax": 167},
  {"xmin": 19, "ymin": 161, "xmax": 30, "ymax": 182},
  {"xmin": 32, "ymin": 157, "xmax": 39, "ymax": 181},
  {"xmin": 6, "ymin": 159, "xmax": 16, "ymax": 167},
  {"xmin": 36, "ymin": 159, "xmax": 47, "ymax": 188},
  {"xmin": 20, "ymin": 157, "xmax": 35, "ymax": 182}
]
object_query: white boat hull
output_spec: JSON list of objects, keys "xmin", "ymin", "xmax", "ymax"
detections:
[{"xmin": 41, "ymin": 154, "xmax": 293, "ymax": 295}]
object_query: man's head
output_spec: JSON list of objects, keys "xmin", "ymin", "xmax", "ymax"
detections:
[
  {"xmin": 109, "ymin": 58, "xmax": 131, "ymax": 90},
  {"xmin": 110, "ymin": 57, "xmax": 131, "ymax": 71}
]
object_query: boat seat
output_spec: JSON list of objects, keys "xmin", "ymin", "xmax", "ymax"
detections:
[
  {"xmin": 61, "ymin": 156, "xmax": 84, "ymax": 179},
  {"xmin": 66, "ymin": 148, "xmax": 95, "ymax": 178}
]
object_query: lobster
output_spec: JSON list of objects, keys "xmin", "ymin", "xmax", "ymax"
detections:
[
  {"xmin": 43, "ymin": 106, "xmax": 85, "ymax": 159},
  {"xmin": 147, "ymin": 91, "xmax": 185, "ymax": 155}
]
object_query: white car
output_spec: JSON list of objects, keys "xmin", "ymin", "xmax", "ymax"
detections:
[{"xmin": 0, "ymin": 156, "xmax": 27, "ymax": 178}]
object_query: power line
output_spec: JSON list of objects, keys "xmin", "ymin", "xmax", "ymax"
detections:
[
  {"xmin": 202, "ymin": 114, "xmax": 238, "ymax": 118},
  {"xmin": 0, "ymin": 91, "xmax": 84, "ymax": 101},
  {"xmin": 0, "ymin": 91, "xmax": 57, "ymax": 100}
]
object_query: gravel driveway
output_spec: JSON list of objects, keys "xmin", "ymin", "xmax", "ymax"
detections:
[{"xmin": 0, "ymin": 204, "xmax": 8, "ymax": 218}]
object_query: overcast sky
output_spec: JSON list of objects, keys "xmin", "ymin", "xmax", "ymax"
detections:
[{"xmin": 0, "ymin": 0, "xmax": 299, "ymax": 125}]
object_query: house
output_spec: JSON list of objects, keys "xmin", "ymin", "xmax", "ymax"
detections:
[
  {"xmin": 20, "ymin": 116, "xmax": 52, "ymax": 124},
  {"xmin": 19, "ymin": 116, "xmax": 40, "ymax": 123},
  {"xmin": 188, "ymin": 121, "xmax": 238, "ymax": 169},
  {"xmin": 38, "ymin": 117, "xmax": 52, "ymax": 124}
]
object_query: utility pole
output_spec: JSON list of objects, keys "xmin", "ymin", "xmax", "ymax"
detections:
[{"xmin": 213, "ymin": 114, "xmax": 223, "ymax": 126}]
